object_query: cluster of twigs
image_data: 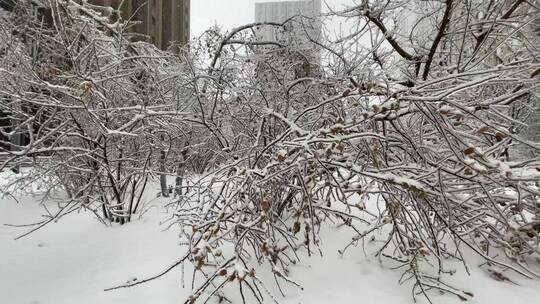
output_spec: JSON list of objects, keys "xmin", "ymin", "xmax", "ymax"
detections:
[
  {"xmin": 0, "ymin": 0, "xmax": 198, "ymax": 224},
  {"xmin": 164, "ymin": 1, "xmax": 540, "ymax": 302},
  {"xmin": 1, "ymin": 1, "xmax": 539, "ymax": 303}
]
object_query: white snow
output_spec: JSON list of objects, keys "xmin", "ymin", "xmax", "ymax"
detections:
[
  {"xmin": 2, "ymin": 185, "xmax": 540, "ymax": 303},
  {"xmin": 0, "ymin": 193, "xmax": 184, "ymax": 304}
]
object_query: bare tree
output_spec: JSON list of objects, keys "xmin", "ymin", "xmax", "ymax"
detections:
[
  {"xmin": 0, "ymin": 0, "xmax": 195, "ymax": 226},
  {"xmin": 1, "ymin": 1, "xmax": 539, "ymax": 303},
  {"xmin": 117, "ymin": 1, "xmax": 538, "ymax": 303}
]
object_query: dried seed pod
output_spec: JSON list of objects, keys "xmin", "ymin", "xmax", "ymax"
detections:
[
  {"xmin": 293, "ymin": 221, "xmax": 301, "ymax": 234},
  {"xmin": 464, "ymin": 147, "xmax": 475, "ymax": 155},
  {"xmin": 261, "ymin": 200, "xmax": 270, "ymax": 211}
]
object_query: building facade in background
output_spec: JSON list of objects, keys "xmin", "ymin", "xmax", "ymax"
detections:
[
  {"xmin": 89, "ymin": 0, "xmax": 190, "ymax": 52},
  {"xmin": 249, "ymin": 0, "xmax": 324, "ymax": 147},
  {"xmin": 255, "ymin": 0, "xmax": 321, "ymax": 25},
  {"xmin": 254, "ymin": 0, "xmax": 321, "ymax": 54},
  {"xmin": 253, "ymin": 0, "xmax": 322, "ymax": 81}
]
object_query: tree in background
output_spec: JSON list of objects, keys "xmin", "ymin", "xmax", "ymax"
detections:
[{"xmin": 0, "ymin": 0, "xmax": 195, "ymax": 225}]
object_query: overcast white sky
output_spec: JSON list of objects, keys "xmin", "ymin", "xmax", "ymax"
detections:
[{"xmin": 191, "ymin": 0, "xmax": 355, "ymax": 38}]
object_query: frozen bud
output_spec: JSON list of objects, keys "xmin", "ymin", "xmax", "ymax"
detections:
[
  {"xmin": 79, "ymin": 81, "xmax": 93, "ymax": 93},
  {"xmin": 276, "ymin": 149, "xmax": 286, "ymax": 162},
  {"xmin": 463, "ymin": 147, "xmax": 476, "ymax": 156},
  {"xmin": 260, "ymin": 200, "xmax": 270, "ymax": 211},
  {"xmin": 477, "ymin": 126, "xmax": 491, "ymax": 134},
  {"xmin": 235, "ymin": 264, "xmax": 247, "ymax": 281},
  {"xmin": 418, "ymin": 247, "xmax": 430, "ymax": 256},
  {"xmin": 188, "ymin": 295, "xmax": 198, "ymax": 304}
]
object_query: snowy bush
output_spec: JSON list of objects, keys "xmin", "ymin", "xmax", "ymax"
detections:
[
  {"xmin": 0, "ymin": 0, "xmax": 195, "ymax": 223},
  {"xmin": 161, "ymin": 1, "xmax": 540, "ymax": 303},
  {"xmin": 1, "ymin": 0, "xmax": 539, "ymax": 303}
]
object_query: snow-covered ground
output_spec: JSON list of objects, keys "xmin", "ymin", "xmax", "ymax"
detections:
[{"xmin": 2, "ymin": 180, "xmax": 540, "ymax": 304}]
